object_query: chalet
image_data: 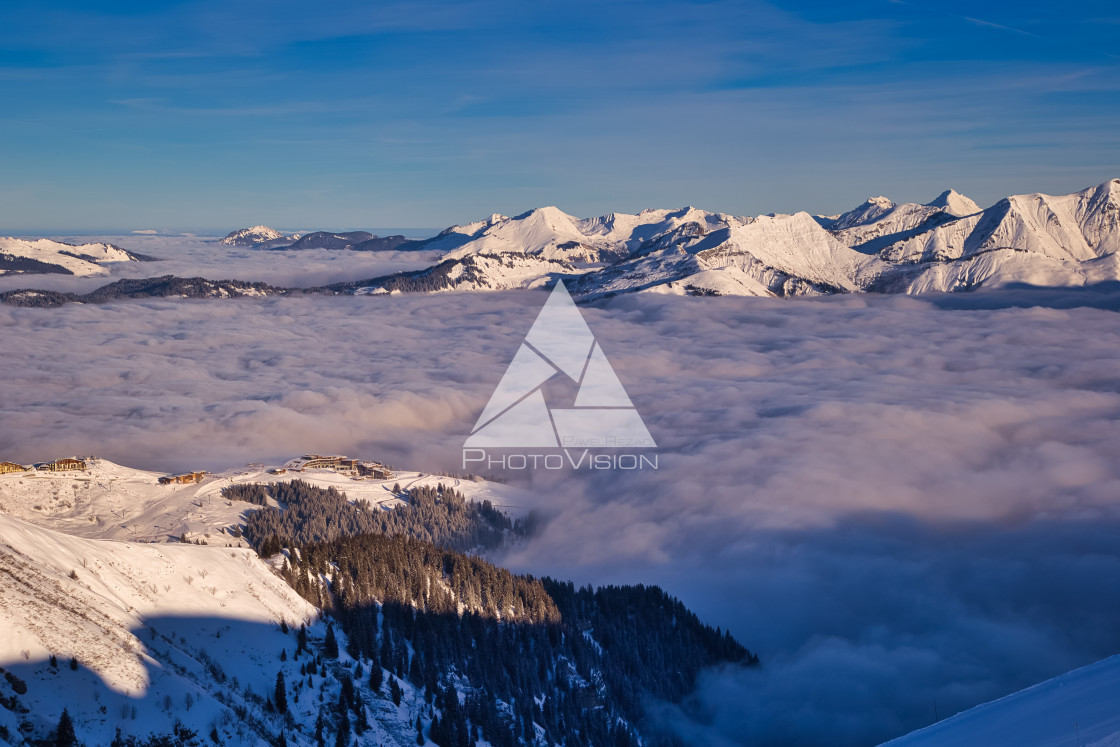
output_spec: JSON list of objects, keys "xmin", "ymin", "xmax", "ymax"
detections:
[
  {"xmin": 282, "ymin": 454, "xmax": 393, "ymax": 479},
  {"xmin": 0, "ymin": 461, "xmax": 29, "ymax": 475},
  {"xmin": 285, "ymin": 454, "xmax": 358, "ymax": 474},
  {"xmin": 158, "ymin": 471, "xmax": 206, "ymax": 485},
  {"xmin": 358, "ymin": 462, "xmax": 395, "ymax": 480},
  {"xmin": 35, "ymin": 457, "xmax": 87, "ymax": 472}
]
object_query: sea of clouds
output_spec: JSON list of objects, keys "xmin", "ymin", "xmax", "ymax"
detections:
[
  {"xmin": 2, "ymin": 282, "xmax": 1120, "ymax": 745},
  {"xmin": 0, "ymin": 233, "xmax": 441, "ymax": 294}
]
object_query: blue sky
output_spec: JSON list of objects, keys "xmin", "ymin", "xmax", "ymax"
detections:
[{"xmin": 0, "ymin": 0, "xmax": 1118, "ymax": 231}]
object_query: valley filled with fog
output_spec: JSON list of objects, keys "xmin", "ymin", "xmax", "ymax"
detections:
[{"xmin": 3, "ymin": 285, "xmax": 1119, "ymax": 745}]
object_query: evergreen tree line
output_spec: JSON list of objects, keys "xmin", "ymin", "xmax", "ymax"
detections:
[
  {"xmin": 280, "ymin": 531, "xmax": 560, "ymax": 625},
  {"xmin": 260, "ymin": 532, "xmax": 756, "ymax": 746},
  {"xmin": 229, "ymin": 480, "xmax": 527, "ymax": 555},
  {"xmin": 232, "ymin": 480, "xmax": 758, "ymax": 745},
  {"xmin": 221, "ymin": 482, "xmax": 270, "ymax": 506}
]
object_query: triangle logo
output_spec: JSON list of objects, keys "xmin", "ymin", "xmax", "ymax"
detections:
[{"xmin": 465, "ymin": 281, "xmax": 656, "ymax": 449}]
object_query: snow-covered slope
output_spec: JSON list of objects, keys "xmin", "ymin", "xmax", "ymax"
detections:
[
  {"xmin": 0, "ymin": 458, "xmax": 528, "ymax": 545},
  {"xmin": 0, "ymin": 511, "xmax": 322, "ymax": 745},
  {"xmin": 0, "ymin": 238, "xmax": 152, "ymax": 277},
  {"xmin": 867, "ymin": 179, "xmax": 1120, "ymax": 292},
  {"xmin": 822, "ymin": 190, "xmax": 982, "ymax": 254},
  {"xmin": 0, "ymin": 459, "xmax": 532, "ymax": 745},
  {"xmin": 218, "ymin": 226, "xmax": 290, "ymax": 246},
  {"xmin": 927, "ymin": 188, "xmax": 982, "ymax": 216},
  {"xmin": 882, "ymin": 654, "xmax": 1120, "ymax": 747},
  {"xmin": 577, "ymin": 211, "xmax": 882, "ymax": 298},
  {"xmin": 444, "ymin": 205, "xmax": 750, "ymax": 265}
]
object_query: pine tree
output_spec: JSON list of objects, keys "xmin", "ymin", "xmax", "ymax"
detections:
[
  {"xmin": 324, "ymin": 623, "xmax": 339, "ymax": 659},
  {"xmin": 55, "ymin": 708, "xmax": 77, "ymax": 747},
  {"xmin": 430, "ymin": 713, "xmax": 444, "ymax": 746},
  {"xmin": 334, "ymin": 706, "xmax": 351, "ymax": 747},
  {"xmin": 390, "ymin": 678, "xmax": 402, "ymax": 706},
  {"xmin": 369, "ymin": 662, "xmax": 383, "ymax": 693},
  {"xmin": 275, "ymin": 671, "xmax": 288, "ymax": 714}
]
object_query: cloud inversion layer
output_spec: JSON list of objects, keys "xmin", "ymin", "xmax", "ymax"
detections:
[{"xmin": 2, "ymin": 288, "xmax": 1120, "ymax": 744}]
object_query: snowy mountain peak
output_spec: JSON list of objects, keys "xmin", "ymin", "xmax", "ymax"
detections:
[
  {"xmin": 440, "ymin": 213, "xmax": 509, "ymax": 238},
  {"xmin": 926, "ymin": 189, "xmax": 981, "ymax": 216},
  {"xmin": 514, "ymin": 205, "xmax": 580, "ymax": 228},
  {"xmin": 828, "ymin": 196, "xmax": 898, "ymax": 231},
  {"xmin": 218, "ymin": 225, "xmax": 286, "ymax": 246}
]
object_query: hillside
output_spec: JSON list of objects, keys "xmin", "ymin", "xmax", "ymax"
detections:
[
  {"xmin": 0, "ymin": 276, "xmax": 289, "ymax": 307},
  {"xmin": 0, "ymin": 511, "xmax": 326, "ymax": 745},
  {"xmin": 218, "ymin": 226, "xmax": 293, "ymax": 247},
  {"xmin": 0, "ymin": 458, "xmax": 756, "ymax": 746},
  {"xmin": 817, "ymin": 189, "xmax": 982, "ymax": 253},
  {"xmin": 882, "ymin": 654, "xmax": 1120, "ymax": 747},
  {"xmin": 0, "ymin": 458, "xmax": 524, "ymax": 545},
  {"xmin": 0, "ymin": 238, "xmax": 156, "ymax": 277},
  {"xmin": 220, "ymin": 227, "xmax": 412, "ymax": 253}
]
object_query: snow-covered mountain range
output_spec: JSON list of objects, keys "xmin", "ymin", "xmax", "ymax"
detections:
[
  {"xmin": 5, "ymin": 179, "xmax": 1118, "ymax": 301},
  {"xmin": 0, "ymin": 238, "xmax": 155, "ymax": 277},
  {"xmin": 347, "ymin": 179, "xmax": 1120, "ymax": 298}
]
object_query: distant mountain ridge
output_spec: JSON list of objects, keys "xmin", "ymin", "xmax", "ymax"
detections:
[
  {"xmin": 220, "ymin": 226, "xmax": 413, "ymax": 252},
  {"xmin": 4, "ymin": 179, "xmax": 1118, "ymax": 304},
  {"xmin": 218, "ymin": 225, "xmax": 292, "ymax": 246},
  {"xmin": 338, "ymin": 178, "xmax": 1120, "ymax": 298},
  {"xmin": 0, "ymin": 275, "xmax": 285, "ymax": 307}
]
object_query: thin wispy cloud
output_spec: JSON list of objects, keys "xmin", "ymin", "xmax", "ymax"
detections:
[
  {"xmin": 888, "ymin": 0, "xmax": 1042, "ymax": 39},
  {"xmin": 0, "ymin": 0, "xmax": 1116, "ymax": 228}
]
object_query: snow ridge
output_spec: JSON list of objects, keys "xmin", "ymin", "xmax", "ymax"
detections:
[
  {"xmin": 218, "ymin": 225, "xmax": 288, "ymax": 246},
  {"xmin": 0, "ymin": 238, "xmax": 152, "ymax": 277}
]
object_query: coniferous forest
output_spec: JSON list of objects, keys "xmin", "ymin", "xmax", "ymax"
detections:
[
  {"xmin": 222, "ymin": 479, "xmax": 758, "ymax": 746},
  {"xmin": 228, "ymin": 480, "xmax": 526, "ymax": 555}
]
